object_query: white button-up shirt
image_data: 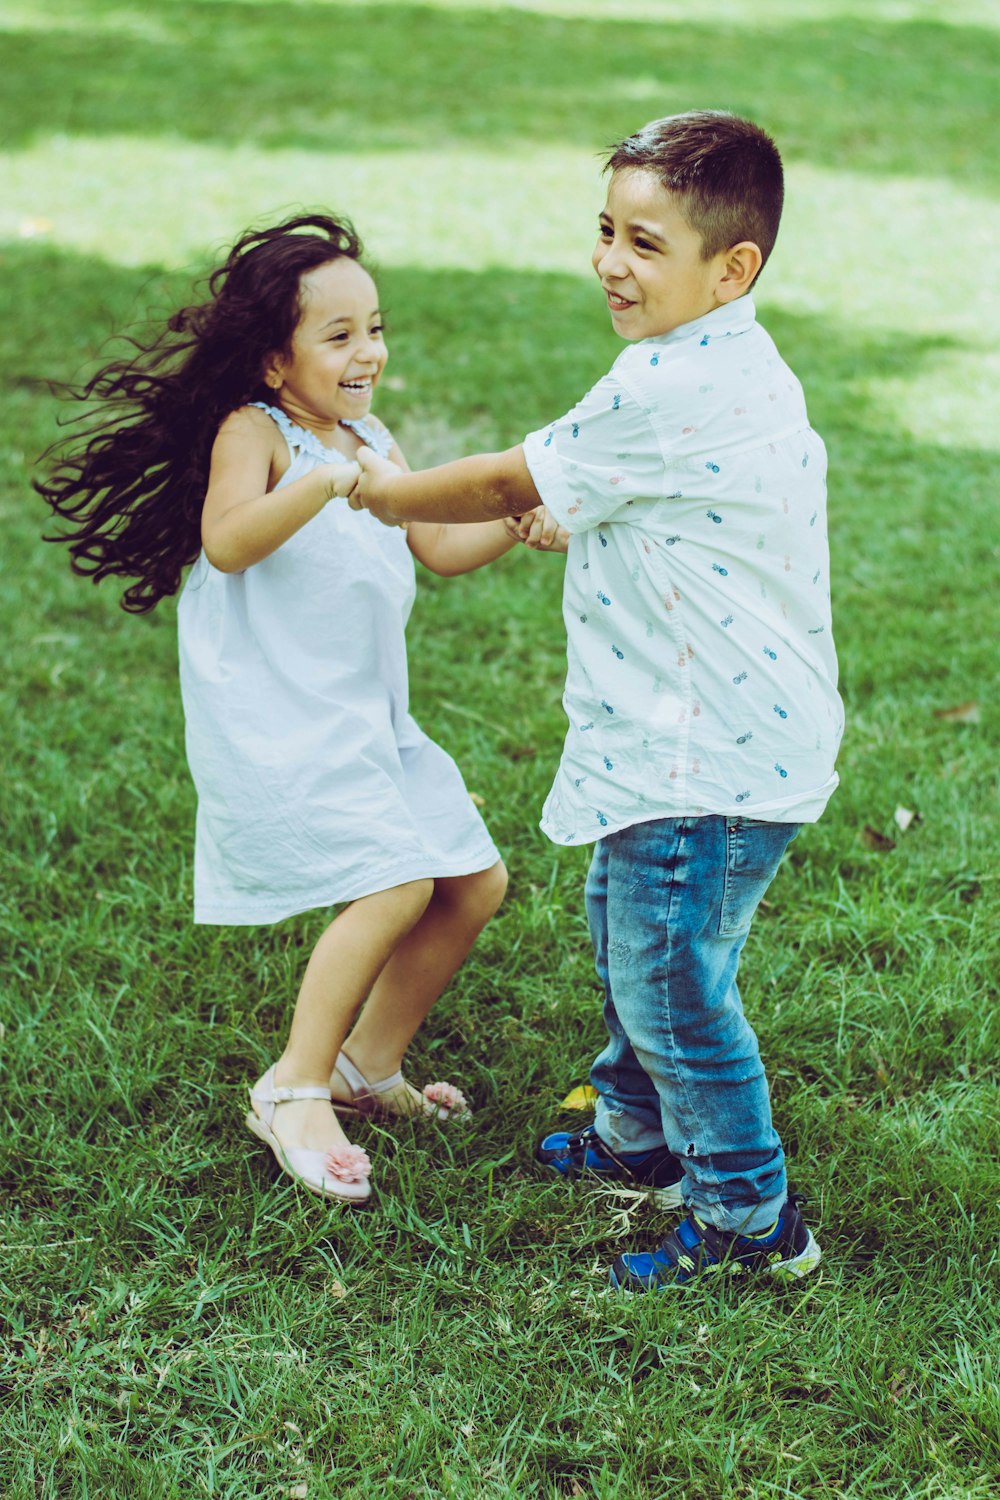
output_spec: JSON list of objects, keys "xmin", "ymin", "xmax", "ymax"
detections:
[{"xmin": 522, "ymin": 296, "xmax": 843, "ymax": 846}]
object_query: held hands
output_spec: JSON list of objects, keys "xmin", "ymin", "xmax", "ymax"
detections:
[
  {"xmin": 346, "ymin": 445, "xmax": 405, "ymax": 526},
  {"xmin": 323, "ymin": 461, "xmax": 362, "ymax": 501},
  {"xmin": 503, "ymin": 505, "xmax": 570, "ymax": 553}
]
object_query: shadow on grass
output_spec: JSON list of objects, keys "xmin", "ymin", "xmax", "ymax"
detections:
[{"xmin": 2, "ymin": 3, "xmax": 998, "ymax": 190}]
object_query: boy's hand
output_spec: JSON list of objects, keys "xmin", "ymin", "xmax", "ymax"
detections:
[
  {"xmin": 348, "ymin": 446, "xmax": 404, "ymax": 526},
  {"xmin": 503, "ymin": 504, "xmax": 570, "ymax": 553}
]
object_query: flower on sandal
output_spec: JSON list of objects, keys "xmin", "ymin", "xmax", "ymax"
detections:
[
  {"xmin": 324, "ymin": 1145, "xmax": 372, "ymax": 1183},
  {"xmin": 422, "ymin": 1082, "xmax": 468, "ymax": 1114}
]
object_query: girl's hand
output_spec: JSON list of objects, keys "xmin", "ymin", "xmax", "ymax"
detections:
[
  {"xmin": 325, "ymin": 461, "xmax": 361, "ymax": 500},
  {"xmin": 503, "ymin": 505, "xmax": 570, "ymax": 552}
]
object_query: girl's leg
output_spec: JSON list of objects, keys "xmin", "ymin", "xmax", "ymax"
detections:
[
  {"xmin": 263, "ymin": 878, "xmax": 433, "ymax": 1156},
  {"xmin": 332, "ymin": 860, "xmax": 508, "ymax": 1107}
]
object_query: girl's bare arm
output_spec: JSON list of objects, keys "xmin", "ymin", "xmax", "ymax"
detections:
[{"xmin": 201, "ymin": 407, "xmax": 358, "ymax": 572}]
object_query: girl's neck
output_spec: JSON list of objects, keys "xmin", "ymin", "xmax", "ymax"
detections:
[{"xmin": 271, "ymin": 401, "xmax": 353, "ymax": 445}]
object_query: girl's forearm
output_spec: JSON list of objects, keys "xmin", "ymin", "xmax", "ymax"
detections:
[
  {"xmin": 408, "ymin": 519, "xmax": 519, "ymax": 576},
  {"xmin": 203, "ymin": 463, "xmax": 356, "ymax": 572}
]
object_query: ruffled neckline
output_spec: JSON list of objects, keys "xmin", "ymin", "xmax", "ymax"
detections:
[{"xmin": 249, "ymin": 402, "xmax": 392, "ymax": 461}]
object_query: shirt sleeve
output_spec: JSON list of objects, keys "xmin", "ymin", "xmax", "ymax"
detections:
[{"xmin": 522, "ymin": 375, "xmax": 665, "ymax": 533}]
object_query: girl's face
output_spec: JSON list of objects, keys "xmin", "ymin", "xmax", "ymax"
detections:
[{"xmin": 265, "ymin": 258, "xmax": 387, "ymax": 434}]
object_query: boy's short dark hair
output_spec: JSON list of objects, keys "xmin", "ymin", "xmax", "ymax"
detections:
[{"xmin": 606, "ymin": 111, "xmax": 784, "ymax": 278}]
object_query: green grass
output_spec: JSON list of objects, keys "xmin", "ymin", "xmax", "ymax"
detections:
[{"xmin": 2, "ymin": 1, "xmax": 999, "ymax": 1496}]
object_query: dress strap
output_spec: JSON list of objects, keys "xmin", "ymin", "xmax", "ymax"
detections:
[{"xmin": 339, "ymin": 417, "xmax": 394, "ymax": 459}]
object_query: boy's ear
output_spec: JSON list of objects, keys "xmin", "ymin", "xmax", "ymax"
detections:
[{"xmin": 715, "ymin": 241, "xmax": 763, "ymax": 303}]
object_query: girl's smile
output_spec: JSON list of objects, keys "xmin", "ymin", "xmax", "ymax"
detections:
[{"xmin": 265, "ymin": 258, "xmax": 387, "ymax": 438}]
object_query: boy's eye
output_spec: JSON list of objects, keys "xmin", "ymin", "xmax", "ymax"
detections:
[
  {"xmin": 635, "ymin": 237, "xmax": 657, "ymax": 252},
  {"xmin": 598, "ymin": 223, "xmax": 613, "ymax": 238}
]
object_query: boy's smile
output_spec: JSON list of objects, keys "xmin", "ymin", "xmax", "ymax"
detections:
[{"xmin": 593, "ymin": 168, "xmax": 731, "ymax": 342}]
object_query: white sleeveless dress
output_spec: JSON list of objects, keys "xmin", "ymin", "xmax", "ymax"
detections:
[{"xmin": 177, "ymin": 405, "xmax": 499, "ymax": 925}]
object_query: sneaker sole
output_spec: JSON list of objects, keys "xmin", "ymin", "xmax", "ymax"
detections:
[
  {"xmin": 769, "ymin": 1227, "xmax": 822, "ymax": 1279},
  {"xmin": 607, "ymin": 1227, "xmax": 823, "ymax": 1292}
]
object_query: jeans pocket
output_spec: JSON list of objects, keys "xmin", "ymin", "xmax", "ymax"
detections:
[{"xmin": 719, "ymin": 817, "xmax": 799, "ymax": 937}]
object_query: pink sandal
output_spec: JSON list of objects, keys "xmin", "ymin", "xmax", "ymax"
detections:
[
  {"xmin": 247, "ymin": 1065, "xmax": 372, "ymax": 1203},
  {"xmin": 331, "ymin": 1050, "xmax": 471, "ymax": 1122}
]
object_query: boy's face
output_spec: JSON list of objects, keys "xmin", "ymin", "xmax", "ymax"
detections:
[{"xmin": 593, "ymin": 168, "xmax": 729, "ymax": 341}]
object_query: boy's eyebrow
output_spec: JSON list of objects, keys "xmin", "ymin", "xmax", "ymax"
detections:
[{"xmin": 598, "ymin": 211, "xmax": 667, "ymax": 244}]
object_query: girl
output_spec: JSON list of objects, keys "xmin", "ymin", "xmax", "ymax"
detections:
[{"xmin": 37, "ymin": 213, "xmax": 551, "ymax": 1205}]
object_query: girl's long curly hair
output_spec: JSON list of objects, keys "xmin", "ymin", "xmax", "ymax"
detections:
[{"xmin": 35, "ymin": 213, "xmax": 363, "ymax": 612}]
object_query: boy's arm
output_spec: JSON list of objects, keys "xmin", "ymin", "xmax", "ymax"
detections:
[
  {"xmin": 352, "ymin": 444, "xmax": 541, "ymax": 526},
  {"xmin": 379, "ymin": 437, "xmax": 518, "ymax": 576}
]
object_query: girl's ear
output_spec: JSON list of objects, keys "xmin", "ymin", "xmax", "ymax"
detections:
[{"xmin": 262, "ymin": 354, "xmax": 284, "ymax": 391}]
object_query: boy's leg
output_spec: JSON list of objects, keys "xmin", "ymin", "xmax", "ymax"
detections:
[
  {"xmin": 588, "ymin": 837, "xmax": 666, "ymax": 1149},
  {"xmin": 535, "ymin": 839, "xmax": 684, "ymax": 1202},
  {"xmin": 598, "ymin": 814, "xmax": 798, "ymax": 1235}
]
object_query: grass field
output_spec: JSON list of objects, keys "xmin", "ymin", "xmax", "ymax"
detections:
[{"xmin": 2, "ymin": 1, "xmax": 999, "ymax": 1496}]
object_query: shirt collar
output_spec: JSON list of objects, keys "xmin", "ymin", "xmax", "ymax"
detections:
[{"xmin": 642, "ymin": 295, "xmax": 757, "ymax": 350}]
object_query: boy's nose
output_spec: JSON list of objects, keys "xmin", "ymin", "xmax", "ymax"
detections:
[{"xmin": 595, "ymin": 241, "xmax": 626, "ymax": 279}]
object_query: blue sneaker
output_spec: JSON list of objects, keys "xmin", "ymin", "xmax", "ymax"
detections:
[
  {"xmin": 608, "ymin": 1197, "xmax": 821, "ymax": 1290},
  {"xmin": 536, "ymin": 1121, "xmax": 685, "ymax": 1209}
]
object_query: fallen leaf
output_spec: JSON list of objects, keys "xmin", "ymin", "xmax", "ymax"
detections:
[
  {"xmin": 327, "ymin": 1279, "xmax": 347, "ymax": 1299},
  {"xmin": 861, "ymin": 825, "xmax": 895, "ymax": 852},
  {"xmin": 561, "ymin": 1084, "xmax": 598, "ymax": 1109},
  {"xmin": 933, "ymin": 701, "xmax": 980, "ymax": 724},
  {"xmin": 894, "ymin": 806, "xmax": 920, "ymax": 834},
  {"xmin": 469, "ymin": 791, "xmax": 485, "ymax": 807}
]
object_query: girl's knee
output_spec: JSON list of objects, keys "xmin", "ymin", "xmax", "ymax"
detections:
[
  {"xmin": 390, "ymin": 877, "xmax": 435, "ymax": 925},
  {"xmin": 461, "ymin": 860, "xmax": 508, "ymax": 924}
]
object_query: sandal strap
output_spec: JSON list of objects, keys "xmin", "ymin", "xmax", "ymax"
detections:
[
  {"xmin": 251, "ymin": 1079, "xmax": 331, "ymax": 1105},
  {"xmin": 336, "ymin": 1050, "xmax": 404, "ymax": 1100}
]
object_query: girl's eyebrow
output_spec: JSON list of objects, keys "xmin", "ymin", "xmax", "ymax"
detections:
[{"xmin": 317, "ymin": 310, "xmax": 382, "ymax": 332}]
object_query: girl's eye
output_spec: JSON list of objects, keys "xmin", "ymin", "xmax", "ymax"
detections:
[
  {"xmin": 370, "ymin": 324, "xmax": 385, "ymax": 336},
  {"xmin": 635, "ymin": 238, "xmax": 657, "ymax": 252},
  {"xmin": 598, "ymin": 223, "xmax": 613, "ymax": 239}
]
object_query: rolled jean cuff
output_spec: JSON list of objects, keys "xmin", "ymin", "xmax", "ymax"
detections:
[{"xmin": 594, "ymin": 1102, "xmax": 669, "ymax": 1156}]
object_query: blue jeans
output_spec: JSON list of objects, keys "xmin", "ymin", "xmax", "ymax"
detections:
[{"xmin": 588, "ymin": 815, "xmax": 800, "ymax": 1234}]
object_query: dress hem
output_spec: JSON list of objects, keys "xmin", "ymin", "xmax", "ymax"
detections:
[{"xmin": 192, "ymin": 843, "xmax": 501, "ymax": 927}]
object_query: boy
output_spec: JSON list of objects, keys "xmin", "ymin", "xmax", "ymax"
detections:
[{"xmin": 352, "ymin": 111, "xmax": 843, "ymax": 1287}]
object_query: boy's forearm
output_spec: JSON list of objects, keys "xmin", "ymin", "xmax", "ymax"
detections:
[{"xmin": 360, "ymin": 444, "xmax": 541, "ymax": 525}]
